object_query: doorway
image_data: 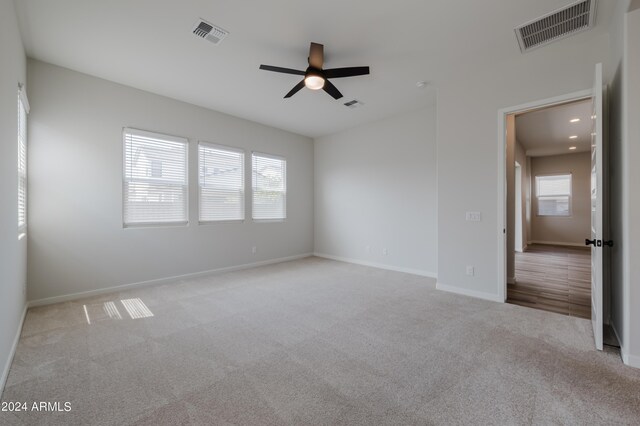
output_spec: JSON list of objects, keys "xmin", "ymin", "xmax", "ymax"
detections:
[
  {"xmin": 506, "ymin": 99, "xmax": 593, "ymax": 319},
  {"xmin": 497, "ymin": 69, "xmax": 608, "ymax": 351}
]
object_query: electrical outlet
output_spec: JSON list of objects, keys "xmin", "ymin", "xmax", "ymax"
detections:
[
  {"xmin": 251, "ymin": 246, "xmax": 257, "ymax": 254},
  {"xmin": 466, "ymin": 265, "xmax": 475, "ymax": 276},
  {"xmin": 382, "ymin": 248, "xmax": 388, "ymax": 256}
]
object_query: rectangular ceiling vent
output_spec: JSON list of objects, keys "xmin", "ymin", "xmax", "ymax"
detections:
[
  {"xmin": 344, "ymin": 99, "xmax": 364, "ymax": 109},
  {"xmin": 192, "ymin": 19, "xmax": 229, "ymax": 45},
  {"xmin": 515, "ymin": 0, "xmax": 597, "ymax": 53}
]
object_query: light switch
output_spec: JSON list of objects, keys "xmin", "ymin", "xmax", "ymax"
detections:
[{"xmin": 466, "ymin": 212, "xmax": 482, "ymax": 222}]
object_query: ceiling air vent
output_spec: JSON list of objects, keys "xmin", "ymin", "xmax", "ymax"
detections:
[
  {"xmin": 514, "ymin": 0, "xmax": 597, "ymax": 53},
  {"xmin": 344, "ymin": 100, "xmax": 364, "ymax": 109},
  {"xmin": 192, "ymin": 19, "xmax": 229, "ymax": 45}
]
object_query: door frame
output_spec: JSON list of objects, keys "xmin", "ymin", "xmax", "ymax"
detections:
[
  {"xmin": 514, "ymin": 161, "xmax": 523, "ymax": 253},
  {"xmin": 496, "ymin": 89, "xmax": 593, "ymax": 302}
]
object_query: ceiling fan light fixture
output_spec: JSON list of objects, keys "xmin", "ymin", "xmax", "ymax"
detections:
[{"xmin": 304, "ymin": 74, "xmax": 325, "ymax": 90}]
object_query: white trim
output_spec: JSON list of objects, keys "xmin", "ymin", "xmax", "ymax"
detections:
[
  {"xmin": 18, "ymin": 83, "xmax": 29, "ymax": 113},
  {"xmin": 626, "ymin": 353, "xmax": 640, "ymax": 369},
  {"xmin": 529, "ymin": 240, "xmax": 588, "ymax": 248},
  {"xmin": 497, "ymin": 89, "xmax": 592, "ymax": 304},
  {"xmin": 198, "ymin": 140, "xmax": 245, "ymax": 155},
  {"xmin": 313, "ymin": 252, "xmax": 437, "ymax": 279},
  {"xmin": 28, "ymin": 253, "xmax": 312, "ymax": 308},
  {"xmin": 436, "ymin": 282, "xmax": 503, "ymax": 303},
  {"xmin": 1, "ymin": 305, "xmax": 28, "ymax": 397}
]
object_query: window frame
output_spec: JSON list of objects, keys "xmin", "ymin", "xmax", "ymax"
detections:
[
  {"xmin": 17, "ymin": 86, "xmax": 29, "ymax": 237},
  {"xmin": 535, "ymin": 173, "xmax": 573, "ymax": 217},
  {"xmin": 197, "ymin": 141, "xmax": 246, "ymax": 224},
  {"xmin": 122, "ymin": 128, "xmax": 190, "ymax": 228},
  {"xmin": 251, "ymin": 151, "xmax": 287, "ymax": 222}
]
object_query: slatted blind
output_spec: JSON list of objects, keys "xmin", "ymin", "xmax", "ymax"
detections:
[
  {"xmin": 123, "ymin": 128, "xmax": 188, "ymax": 226},
  {"xmin": 536, "ymin": 174, "xmax": 571, "ymax": 216},
  {"xmin": 17, "ymin": 93, "xmax": 27, "ymax": 231},
  {"xmin": 198, "ymin": 142, "xmax": 244, "ymax": 222},
  {"xmin": 252, "ymin": 152, "xmax": 286, "ymax": 220}
]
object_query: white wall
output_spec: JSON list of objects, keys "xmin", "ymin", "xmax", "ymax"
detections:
[
  {"xmin": 0, "ymin": 0, "xmax": 27, "ymax": 393},
  {"xmin": 27, "ymin": 60, "xmax": 314, "ymax": 302},
  {"xmin": 622, "ymin": 2, "xmax": 640, "ymax": 368},
  {"xmin": 529, "ymin": 152, "xmax": 591, "ymax": 246},
  {"xmin": 314, "ymin": 107, "xmax": 437, "ymax": 276},
  {"xmin": 626, "ymin": 6, "xmax": 640, "ymax": 367},
  {"xmin": 607, "ymin": 0, "xmax": 628, "ymax": 358},
  {"xmin": 607, "ymin": 0, "xmax": 640, "ymax": 367},
  {"xmin": 436, "ymin": 25, "xmax": 610, "ymax": 301}
]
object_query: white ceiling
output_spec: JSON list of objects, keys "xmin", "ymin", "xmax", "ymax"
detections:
[
  {"xmin": 14, "ymin": 0, "xmax": 616, "ymax": 138},
  {"xmin": 516, "ymin": 99, "xmax": 593, "ymax": 157}
]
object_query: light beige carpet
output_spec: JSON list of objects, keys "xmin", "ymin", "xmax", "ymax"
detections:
[{"xmin": 1, "ymin": 257, "xmax": 639, "ymax": 425}]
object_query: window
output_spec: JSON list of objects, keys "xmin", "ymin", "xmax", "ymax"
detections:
[
  {"xmin": 123, "ymin": 128, "xmax": 188, "ymax": 226},
  {"xmin": 17, "ymin": 88, "xmax": 28, "ymax": 234},
  {"xmin": 252, "ymin": 152, "xmax": 286, "ymax": 220},
  {"xmin": 536, "ymin": 174, "xmax": 572, "ymax": 216},
  {"xmin": 198, "ymin": 142, "xmax": 244, "ymax": 222}
]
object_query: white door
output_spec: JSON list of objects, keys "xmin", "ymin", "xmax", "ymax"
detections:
[{"xmin": 590, "ymin": 62, "xmax": 604, "ymax": 351}]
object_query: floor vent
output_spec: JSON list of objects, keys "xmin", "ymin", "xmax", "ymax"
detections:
[
  {"xmin": 515, "ymin": 0, "xmax": 597, "ymax": 53},
  {"xmin": 192, "ymin": 19, "xmax": 229, "ymax": 45}
]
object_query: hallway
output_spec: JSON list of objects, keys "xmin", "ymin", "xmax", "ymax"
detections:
[{"xmin": 507, "ymin": 244, "xmax": 591, "ymax": 319}]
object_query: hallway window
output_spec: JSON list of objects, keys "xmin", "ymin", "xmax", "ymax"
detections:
[{"xmin": 536, "ymin": 174, "xmax": 571, "ymax": 216}]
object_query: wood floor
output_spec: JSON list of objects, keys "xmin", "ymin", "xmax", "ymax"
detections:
[{"xmin": 507, "ymin": 244, "xmax": 591, "ymax": 319}]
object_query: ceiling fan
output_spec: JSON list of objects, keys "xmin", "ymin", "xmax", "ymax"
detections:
[{"xmin": 259, "ymin": 42, "xmax": 370, "ymax": 100}]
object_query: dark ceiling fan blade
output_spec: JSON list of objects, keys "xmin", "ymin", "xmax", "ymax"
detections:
[
  {"xmin": 322, "ymin": 80, "xmax": 343, "ymax": 100},
  {"xmin": 324, "ymin": 66, "xmax": 370, "ymax": 79},
  {"xmin": 284, "ymin": 79, "xmax": 306, "ymax": 98},
  {"xmin": 259, "ymin": 65, "xmax": 305, "ymax": 76},
  {"xmin": 308, "ymin": 42, "xmax": 324, "ymax": 69}
]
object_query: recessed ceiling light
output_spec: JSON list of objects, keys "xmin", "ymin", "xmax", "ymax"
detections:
[
  {"xmin": 569, "ymin": 146, "xmax": 577, "ymax": 150},
  {"xmin": 569, "ymin": 135, "xmax": 578, "ymax": 139},
  {"xmin": 570, "ymin": 118, "xmax": 580, "ymax": 123}
]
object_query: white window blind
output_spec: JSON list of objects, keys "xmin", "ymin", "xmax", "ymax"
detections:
[
  {"xmin": 252, "ymin": 153, "xmax": 286, "ymax": 220},
  {"xmin": 198, "ymin": 142, "xmax": 245, "ymax": 222},
  {"xmin": 123, "ymin": 128, "xmax": 188, "ymax": 226},
  {"xmin": 17, "ymin": 91, "xmax": 28, "ymax": 232},
  {"xmin": 536, "ymin": 174, "xmax": 572, "ymax": 216}
]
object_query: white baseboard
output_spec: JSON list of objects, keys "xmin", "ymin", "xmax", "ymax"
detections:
[
  {"xmin": 435, "ymin": 282, "xmax": 503, "ymax": 303},
  {"xmin": 529, "ymin": 240, "xmax": 587, "ymax": 248},
  {"xmin": 610, "ymin": 323, "xmax": 640, "ymax": 369},
  {"xmin": 312, "ymin": 252, "xmax": 437, "ymax": 279},
  {"xmin": 28, "ymin": 253, "xmax": 313, "ymax": 308},
  {"xmin": 1, "ymin": 304, "xmax": 28, "ymax": 397},
  {"xmin": 626, "ymin": 353, "xmax": 640, "ymax": 369}
]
